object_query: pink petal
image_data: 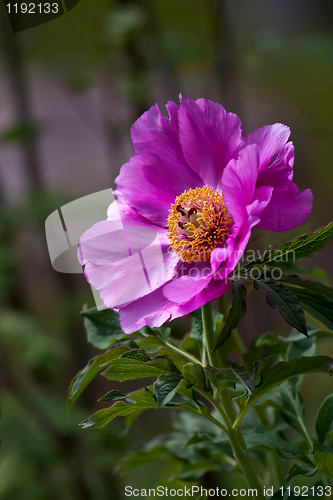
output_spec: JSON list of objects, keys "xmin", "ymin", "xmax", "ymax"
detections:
[
  {"xmin": 116, "ymin": 151, "xmax": 202, "ymax": 227},
  {"xmin": 179, "ymin": 97, "xmax": 242, "ymax": 190},
  {"xmin": 119, "ymin": 288, "xmax": 173, "ymax": 333},
  {"xmin": 163, "ymin": 274, "xmax": 212, "ymax": 304},
  {"xmin": 256, "ymin": 182, "xmax": 313, "ymax": 232},
  {"xmin": 257, "ymin": 142, "xmax": 295, "ymax": 191},
  {"xmin": 210, "ymin": 237, "xmax": 235, "ymax": 275},
  {"xmin": 119, "ymin": 277, "xmax": 232, "ymax": 334},
  {"xmin": 79, "ymin": 221, "xmax": 131, "ymax": 266},
  {"xmin": 245, "ymin": 123, "xmax": 291, "ymax": 171},
  {"xmin": 222, "ymin": 144, "xmax": 260, "ymax": 237},
  {"xmin": 84, "ymin": 255, "xmax": 151, "ymax": 308}
]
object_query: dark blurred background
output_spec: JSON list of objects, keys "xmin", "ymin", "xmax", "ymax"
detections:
[{"xmin": 0, "ymin": 1, "xmax": 333, "ymax": 499}]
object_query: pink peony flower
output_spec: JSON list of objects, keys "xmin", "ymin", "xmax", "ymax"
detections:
[{"xmin": 78, "ymin": 97, "xmax": 313, "ymax": 333}]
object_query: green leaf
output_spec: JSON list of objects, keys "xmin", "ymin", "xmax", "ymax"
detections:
[
  {"xmin": 244, "ymin": 333, "xmax": 288, "ymax": 369},
  {"xmin": 205, "ymin": 366, "xmax": 239, "ymax": 395},
  {"xmin": 176, "ymin": 460, "xmax": 230, "ymax": 481},
  {"xmin": 213, "ymin": 280, "xmax": 247, "ymax": 351},
  {"xmin": 280, "ymin": 276, "xmax": 333, "ymax": 301},
  {"xmin": 284, "ymin": 463, "xmax": 318, "ymax": 500},
  {"xmin": 119, "ymin": 348, "xmax": 151, "ymax": 362},
  {"xmin": 277, "ymin": 382, "xmax": 309, "ymax": 441},
  {"xmin": 154, "ymin": 325, "xmax": 172, "ymax": 342},
  {"xmin": 242, "ymin": 222, "xmax": 333, "ymax": 271},
  {"xmin": 252, "ymin": 355, "xmax": 278, "ymax": 383},
  {"xmin": 234, "ymin": 356, "xmax": 333, "ymax": 426},
  {"xmin": 288, "ymin": 337, "xmax": 317, "ymax": 361},
  {"xmin": 137, "ymin": 336, "xmax": 165, "ymax": 351},
  {"xmin": 313, "ymin": 443, "xmax": 333, "ymax": 479},
  {"xmin": 180, "ymin": 333, "xmax": 201, "ymax": 358},
  {"xmin": 288, "ymin": 287, "xmax": 333, "ymax": 332},
  {"xmin": 153, "ymin": 372, "xmax": 183, "ymax": 408},
  {"xmin": 286, "ymin": 463, "xmax": 318, "ymax": 483},
  {"xmin": 280, "ymin": 264, "xmax": 330, "ymax": 282},
  {"xmin": 67, "ymin": 345, "xmax": 130, "ymax": 411},
  {"xmin": 152, "ymin": 346, "xmax": 189, "ymax": 363},
  {"xmin": 182, "ymin": 363, "xmax": 212, "ymax": 394},
  {"xmin": 190, "ymin": 308, "xmax": 203, "ymax": 341},
  {"xmin": 316, "ymin": 394, "xmax": 333, "ymax": 444},
  {"xmin": 116, "ymin": 445, "xmax": 171, "ymax": 474},
  {"xmin": 101, "ymin": 354, "xmax": 176, "ymax": 382},
  {"xmin": 242, "ymin": 427, "xmax": 305, "ymax": 459},
  {"xmin": 140, "ymin": 324, "xmax": 171, "ymax": 342},
  {"xmin": 281, "ymin": 327, "xmax": 333, "ymax": 344},
  {"xmin": 185, "ymin": 433, "xmax": 218, "ymax": 446},
  {"xmin": 81, "ymin": 307, "xmax": 125, "ymax": 349},
  {"xmin": 230, "ymin": 362, "xmax": 255, "ymax": 393},
  {"xmin": 254, "ymin": 280, "xmax": 307, "ymax": 336},
  {"xmin": 165, "ymin": 379, "xmax": 206, "ymax": 411},
  {"xmin": 98, "ymin": 390, "xmax": 127, "ymax": 402},
  {"xmin": 276, "ymin": 276, "xmax": 333, "ymax": 331},
  {"xmin": 80, "ymin": 389, "xmax": 157, "ymax": 430}
]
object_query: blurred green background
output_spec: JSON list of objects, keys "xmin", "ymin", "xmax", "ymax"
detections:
[{"xmin": 0, "ymin": 1, "xmax": 333, "ymax": 498}]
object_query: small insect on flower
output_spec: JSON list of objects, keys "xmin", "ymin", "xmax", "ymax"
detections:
[{"xmin": 78, "ymin": 96, "xmax": 313, "ymax": 333}]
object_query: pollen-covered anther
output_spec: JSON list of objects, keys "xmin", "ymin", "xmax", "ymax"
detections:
[{"xmin": 167, "ymin": 186, "xmax": 233, "ymax": 264}]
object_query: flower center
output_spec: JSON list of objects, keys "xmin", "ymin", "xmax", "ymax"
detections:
[{"xmin": 167, "ymin": 186, "xmax": 233, "ymax": 264}]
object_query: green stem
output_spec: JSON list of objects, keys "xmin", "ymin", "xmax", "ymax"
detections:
[
  {"xmin": 201, "ymin": 302, "xmax": 220, "ymax": 367},
  {"xmin": 202, "ymin": 332, "xmax": 207, "ymax": 367},
  {"xmin": 141, "ymin": 332, "xmax": 203, "ymax": 366},
  {"xmin": 164, "ymin": 340, "xmax": 203, "ymax": 367},
  {"xmin": 198, "ymin": 406, "xmax": 228, "ymax": 434},
  {"xmin": 297, "ymin": 415, "xmax": 313, "ymax": 451},
  {"xmin": 201, "ymin": 302, "xmax": 265, "ymax": 499}
]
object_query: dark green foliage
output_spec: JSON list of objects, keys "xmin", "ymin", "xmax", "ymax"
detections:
[
  {"xmin": 313, "ymin": 443, "xmax": 333, "ymax": 479},
  {"xmin": 80, "ymin": 389, "xmax": 158, "ymax": 430},
  {"xmin": 254, "ymin": 280, "xmax": 308, "ymax": 336},
  {"xmin": 68, "ymin": 345, "xmax": 131, "ymax": 411},
  {"xmin": 101, "ymin": 355, "xmax": 178, "ymax": 382},
  {"xmin": 213, "ymin": 280, "xmax": 247, "ymax": 351},
  {"xmin": 81, "ymin": 307, "xmax": 126, "ymax": 349},
  {"xmin": 242, "ymin": 427, "xmax": 306, "ymax": 459},
  {"xmin": 284, "ymin": 464, "xmax": 318, "ymax": 499},
  {"xmin": 69, "ymin": 221, "xmax": 333, "ymax": 493},
  {"xmin": 153, "ymin": 372, "xmax": 183, "ymax": 408},
  {"xmin": 242, "ymin": 222, "xmax": 333, "ymax": 271},
  {"xmin": 205, "ymin": 366, "xmax": 239, "ymax": 395},
  {"xmin": 234, "ymin": 356, "xmax": 333, "ymax": 425},
  {"xmin": 316, "ymin": 394, "xmax": 333, "ymax": 444}
]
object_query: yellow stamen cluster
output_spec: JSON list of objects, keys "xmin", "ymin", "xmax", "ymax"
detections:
[{"xmin": 167, "ymin": 186, "xmax": 233, "ymax": 264}]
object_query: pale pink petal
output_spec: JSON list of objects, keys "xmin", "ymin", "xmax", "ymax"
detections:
[{"xmin": 163, "ymin": 274, "xmax": 212, "ymax": 304}]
